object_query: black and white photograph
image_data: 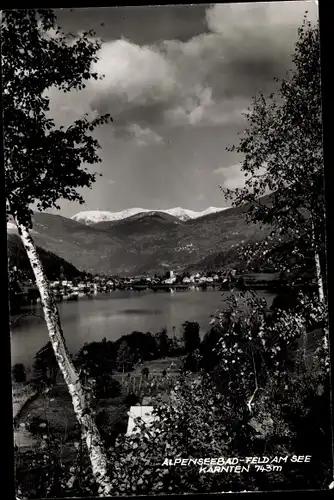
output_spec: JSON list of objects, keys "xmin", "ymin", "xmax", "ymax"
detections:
[{"xmin": 3, "ymin": 1, "xmax": 333, "ymax": 498}]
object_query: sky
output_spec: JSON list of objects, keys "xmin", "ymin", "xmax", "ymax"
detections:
[{"xmin": 46, "ymin": 1, "xmax": 319, "ymax": 218}]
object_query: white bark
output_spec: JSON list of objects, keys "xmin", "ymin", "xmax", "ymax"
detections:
[
  {"xmin": 246, "ymin": 350, "xmax": 258, "ymax": 414},
  {"xmin": 314, "ymin": 250, "xmax": 324, "ymax": 304},
  {"xmin": 14, "ymin": 219, "xmax": 112, "ymax": 497},
  {"xmin": 311, "ymin": 219, "xmax": 329, "ymax": 354}
]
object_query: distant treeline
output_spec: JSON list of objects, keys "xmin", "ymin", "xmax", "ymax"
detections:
[{"xmin": 19, "ymin": 325, "xmax": 188, "ymax": 397}]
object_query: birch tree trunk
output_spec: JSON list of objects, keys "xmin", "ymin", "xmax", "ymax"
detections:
[
  {"xmin": 315, "ymin": 250, "xmax": 329, "ymax": 353},
  {"xmin": 314, "ymin": 249, "xmax": 324, "ymax": 303},
  {"xmin": 311, "ymin": 219, "xmax": 329, "ymax": 355},
  {"xmin": 14, "ymin": 219, "xmax": 113, "ymax": 497}
]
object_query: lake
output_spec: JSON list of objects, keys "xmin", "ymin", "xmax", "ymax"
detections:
[{"xmin": 10, "ymin": 289, "xmax": 276, "ymax": 369}]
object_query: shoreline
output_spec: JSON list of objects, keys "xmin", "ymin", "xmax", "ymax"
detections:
[{"xmin": 11, "ymin": 279, "xmax": 287, "ymax": 313}]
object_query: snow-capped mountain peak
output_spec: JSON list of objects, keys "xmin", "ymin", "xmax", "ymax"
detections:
[
  {"xmin": 72, "ymin": 208, "xmax": 150, "ymax": 225},
  {"xmin": 162, "ymin": 207, "xmax": 198, "ymax": 221},
  {"xmin": 71, "ymin": 206, "xmax": 228, "ymax": 225}
]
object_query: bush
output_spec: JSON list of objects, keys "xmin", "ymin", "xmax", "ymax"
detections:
[
  {"xmin": 76, "ymin": 341, "xmax": 115, "ymax": 380},
  {"xmin": 181, "ymin": 321, "xmax": 200, "ymax": 353},
  {"xmin": 181, "ymin": 349, "xmax": 202, "ymax": 372},
  {"xmin": 115, "ymin": 331, "xmax": 159, "ymax": 362},
  {"xmin": 154, "ymin": 328, "xmax": 169, "ymax": 357},
  {"xmin": 25, "ymin": 415, "xmax": 49, "ymax": 436},
  {"xmin": 15, "ymin": 432, "xmax": 97, "ymax": 498},
  {"xmin": 124, "ymin": 393, "xmax": 140, "ymax": 407},
  {"xmin": 94, "ymin": 375, "xmax": 121, "ymax": 399},
  {"xmin": 200, "ymin": 325, "xmax": 223, "ymax": 371},
  {"xmin": 12, "ymin": 363, "xmax": 27, "ymax": 384},
  {"xmin": 271, "ymin": 289, "xmax": 300, "ymax": 312},
  {"xmin": 105, "ymin": 290, "xmax": 330, "ymax": 494}
]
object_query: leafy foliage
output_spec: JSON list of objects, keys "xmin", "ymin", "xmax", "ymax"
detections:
[
  {"xmin": 2, "ymin": 9, "xmax": 112, "ymax": 226},
  {"xmin": 181, "ymin": 321, "xmax": 200, "ymax": 353},
  {"xmin": 108, "ymin": 373, "xmax": 243, "ymax": 495},
  {"xmin": 12, "ymin": 363, "xmax": 27, "ymax": 384},
  {"xmin": 15, "ymin": 431, "xmax": 97, "ymax": 498},
  {"xmin": 105, "ymin": 290, "xmax": 331, "ymax": 494},
  {"xmin": 74, "ymin": 342, "xmax": 109, "ymax": 376},
  {"xmin": 16, "ymin": 288, "xmax": 331, "ymax": 495},
  {"xmin": 222, "ymin": 18, "xmax": 325, "ymax": 288},
  {"xmin": 154, "ymin": 328, "xmax": 170, "ymax": 357},
  {"xmin": 116, "ymin": 341, "xmax": 136, "ymax": 372}
]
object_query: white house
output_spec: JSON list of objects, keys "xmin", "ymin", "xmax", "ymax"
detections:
[
  {"xmin": 126, "ymin": 406, "xmax": 156, "ymax": 436},
  {"xmin": 190, "ymin": 273, "xmax": 201, "ymax": 281},
  {"xmin": 61, "ymin": 280, "xmax": 72, "ymax": 287},
  {"xmin": 164, "ymin": 277, "xmax": 176, "ymax": 284}
]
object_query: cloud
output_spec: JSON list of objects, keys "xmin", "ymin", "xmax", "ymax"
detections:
[
  {"xmin": 164, "ymin": 89, "xmax": 248, "ymax": 127},
  {"xmin": 107, "ymin": 179, "xmax": 116, "ymax": 185},
  {"xmin": 91, "ymin": 39, "xmax": 177, "ymax": 105},
  {"xmin": 90, "ymin": 34, "xmax": 250, "ymax": 130},
  {"xmin": 213, "ymin": 167, "xmax": 227, "ymax": 175},
  {"xmin": 213, "ymin": 163, "xmax": 246, "ymax": 190},
  {"xmin": 46, "ymin": 87, "xmax": 98, "ymax": 128},
  {"xmin": 127, "ymin": 123, "xmax": 164, "ymax": 147},
  {"xmin": 55, "ymin": 5, "xmax": 209, "ymax": 46},
  {"xmin": 206, "ymin": 2, "xmax": 312, "ymax": 34},
  {"xmin": 214, "ymin": 163, "xmax": 269, "ymax": 191},
  {"xmin": 47, "ymin": 2, "xmax": 318, "ymax": 137}
]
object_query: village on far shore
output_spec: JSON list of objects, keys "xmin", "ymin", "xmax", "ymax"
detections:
[{"xmin": 12, "ymin": 266, "xmax": 290, "ymax": 306}]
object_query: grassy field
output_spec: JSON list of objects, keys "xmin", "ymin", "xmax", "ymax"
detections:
[{"xmin": 114, "ymin": 356, "xmax": 182, "ymax": 379}]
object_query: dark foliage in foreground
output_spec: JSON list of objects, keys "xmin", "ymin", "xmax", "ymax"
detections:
[
  {"xmin": 14, "ymin": 287, "xmax": 332, "ymax": 497},
  {"xmin": 12, "ymin": 363, "xmax": 27, "ymax": 384}
]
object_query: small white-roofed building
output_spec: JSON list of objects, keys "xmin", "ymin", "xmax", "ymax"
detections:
[{"xmin": 126, "ymin": 406, "xmax": 156, "ymax": 436}]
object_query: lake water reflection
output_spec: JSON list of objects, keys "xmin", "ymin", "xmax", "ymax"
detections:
[{"xmin": 10, "ymin": 289, "xmax": 276, "ymax": 369}]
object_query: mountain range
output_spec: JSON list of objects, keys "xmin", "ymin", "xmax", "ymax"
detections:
[
  {"xmin": 72, "ymin": 206, "xmax": 228, "ymax": 225},
  {"xmin": 7, "ymin": 198, "xmax": 273, "ymax": 276}
]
